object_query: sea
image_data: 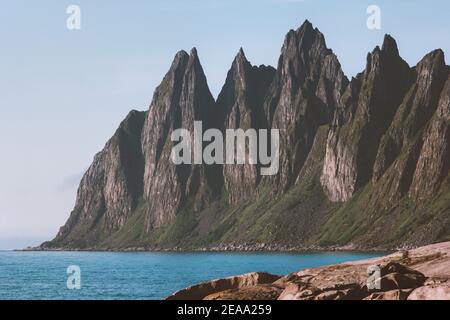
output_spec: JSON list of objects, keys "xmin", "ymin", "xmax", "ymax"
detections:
[{"xmin": 0, "ymin": 251, "xmax": 383, "ymax": 300}]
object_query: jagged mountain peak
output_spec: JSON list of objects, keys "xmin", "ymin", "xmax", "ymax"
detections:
[
  {"xmin": 237, "ymin": 47, "xmax": 246, "ymax": 58},
  {"xmin": 44, "ymin": 20, "xmax": 450, "ymax": 251},
  {"xmin": 381, "ymin": 34, "xmax": 399, "ymax": 56},
  {"xmin": 189, "ymin": 48, "xmax": 211, "ymax": 79},
  {"xmin": 369, "ymin": 35, "xmax": 399, "ymax": 57},
  {"xmin": 187, "ymin": 47, "xmax": 204, "ymax": 69},
  {"xmin": 232, "ymin": 47, "xmax": 250, "ymax": 69},
  {"xmin": 170, "ymin": 50, "xmax": 190, "ymax": 68},
  {"xmin": 278, "ymin": 20, "xmax": 333, "ymax": 82},
  {"xmin": 363, "ymin": 35, "xmax": 411, "ymax": 84},
  {"xmin": 166, "ymin": 48, "xmax": 207, "ymax": 77},
  {"xmin": 283, "ymin": 20, "xmax": 329, "ymax": 55},
  {"xmin": 296, "ymin": 19, "xmax": 318, "ymax": 38},
  {"xmin": 187, "ymin": 47, "xmax": 206, "ymax": 71},
  {"xmin": 366, "ymin": 34, "xmax": 405, "ymax": 68},
  {"xmin": 416, "ymin": 49, "xmax": 446, "ymax": 73},
  {"xmin": 264, "ymin": 20, "xmax": 348, "ymax": 191},
  {"xmin": 217, "ymin": 48, "xmax": 275, "ymax": 204},
  {"xmin": 190, "ymin": 47, "xmax": 198, "ymax": 57},
  {"xmin": 300, "ymin": 19, "xmax": 313, "ymax": 29},
  {"xmin": 217, "ymin": 46, "xmax": 273, "ymax": 117}
]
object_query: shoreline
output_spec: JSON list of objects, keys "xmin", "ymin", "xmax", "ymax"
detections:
[
  {"xmin": 17, "ymin": 243, "xmax": 400, "ymax": 254},
  {"xmin": 167, "ymin": 241, "xmax": 450, "ymax": 300}
]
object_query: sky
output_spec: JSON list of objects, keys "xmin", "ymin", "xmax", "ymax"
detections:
[{"xmin": 0, "ymin": 0, "xmax": 449, "ymax": 250}]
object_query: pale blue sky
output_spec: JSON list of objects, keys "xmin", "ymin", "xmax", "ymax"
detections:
[{"xmin": 1, "ymin": 0, "xmax": 449, "ymax": 249}]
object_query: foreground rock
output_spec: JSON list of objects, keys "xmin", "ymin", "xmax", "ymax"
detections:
[
  {"xmin": 408, "ymin": 283, "xmax": 450, "ymax": 300},
  {"xmin": 167, "ymin": 242, "xmax": 450, "ymax": 300},
  {"xmin": 166, "ymin": 272, "xmax": 281, "ymax": 300}
]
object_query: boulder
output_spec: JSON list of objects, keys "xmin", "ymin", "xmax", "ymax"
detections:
[
  {"xmin": 278, "ymin": 278, "xmax": 368, "ymax": 300},
  {"xmin": 376, "ymin": 262, "xmax": 426, "ymax": 291},
  {"xmin": 408, "ymin": 283, "xmax": 450, "ymax": 300},
  {"xmin": 166, "ymin": 272, "xmax": 281, "ymax": 300},
  {"xmin": 204, "ymin": 284, "xmax": 284, "ymax": 300},
  {"xmin": 314, "ymin": 283, "xmax": 368, "ymax": 300},
  {"xmin": 277, "ymin": 282, "xmax": 322, "ymax": 300},
  {"xmin": 364, "ymin": 289, "xmax": 413, "ymax": 300}
]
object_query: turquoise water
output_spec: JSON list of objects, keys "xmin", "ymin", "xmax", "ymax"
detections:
[{"xmin": 0, "ymin": 251, "xmax": 383, "ymax": 300}]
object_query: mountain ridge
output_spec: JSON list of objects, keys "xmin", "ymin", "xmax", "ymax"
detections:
[{"xmin": 41, "ymin": 20, "xmax": 450, "ymax": 251}]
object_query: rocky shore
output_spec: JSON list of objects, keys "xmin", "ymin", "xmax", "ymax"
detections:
[
  {"xmin": 26, "ymin": 241, "xmax": 392, "ymax": 253},
  {"xmin": 167, "ymin": 242, "xmax": 450, "ymax": 300}
]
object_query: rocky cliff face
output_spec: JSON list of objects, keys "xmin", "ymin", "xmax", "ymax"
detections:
[
  {"xmin": 410, "ymin": 71, "xmax": 450, "ymax": 200},
  {"xmin": 372, "ymin": 50, "xmax": 449, "ymax": 201},
  {"xmin": 42, "ymin": 21, "xmax": 450, "ymax": 251},
  {"xmin": 140, "ymin": 49, "xmax": 218, "ymax": 231},
  {"xmin": 264, "ymin": 20, "xmax": 348, "ymax": 192},
  {"xmin": 217, "ymin": 49, "xmax": 275, "ymax": 204},
  {"xmin": 321, "ymin": 35, "xmax": 413, "ymax": 202},
  {"xmin": 44, "ymin": 110, "xmax": 146, "ymax": 248}
]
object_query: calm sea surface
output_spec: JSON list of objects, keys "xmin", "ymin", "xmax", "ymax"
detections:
[{"xmin": 0, "ymin": 251, "xmax": 383, "ymax": 300}]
